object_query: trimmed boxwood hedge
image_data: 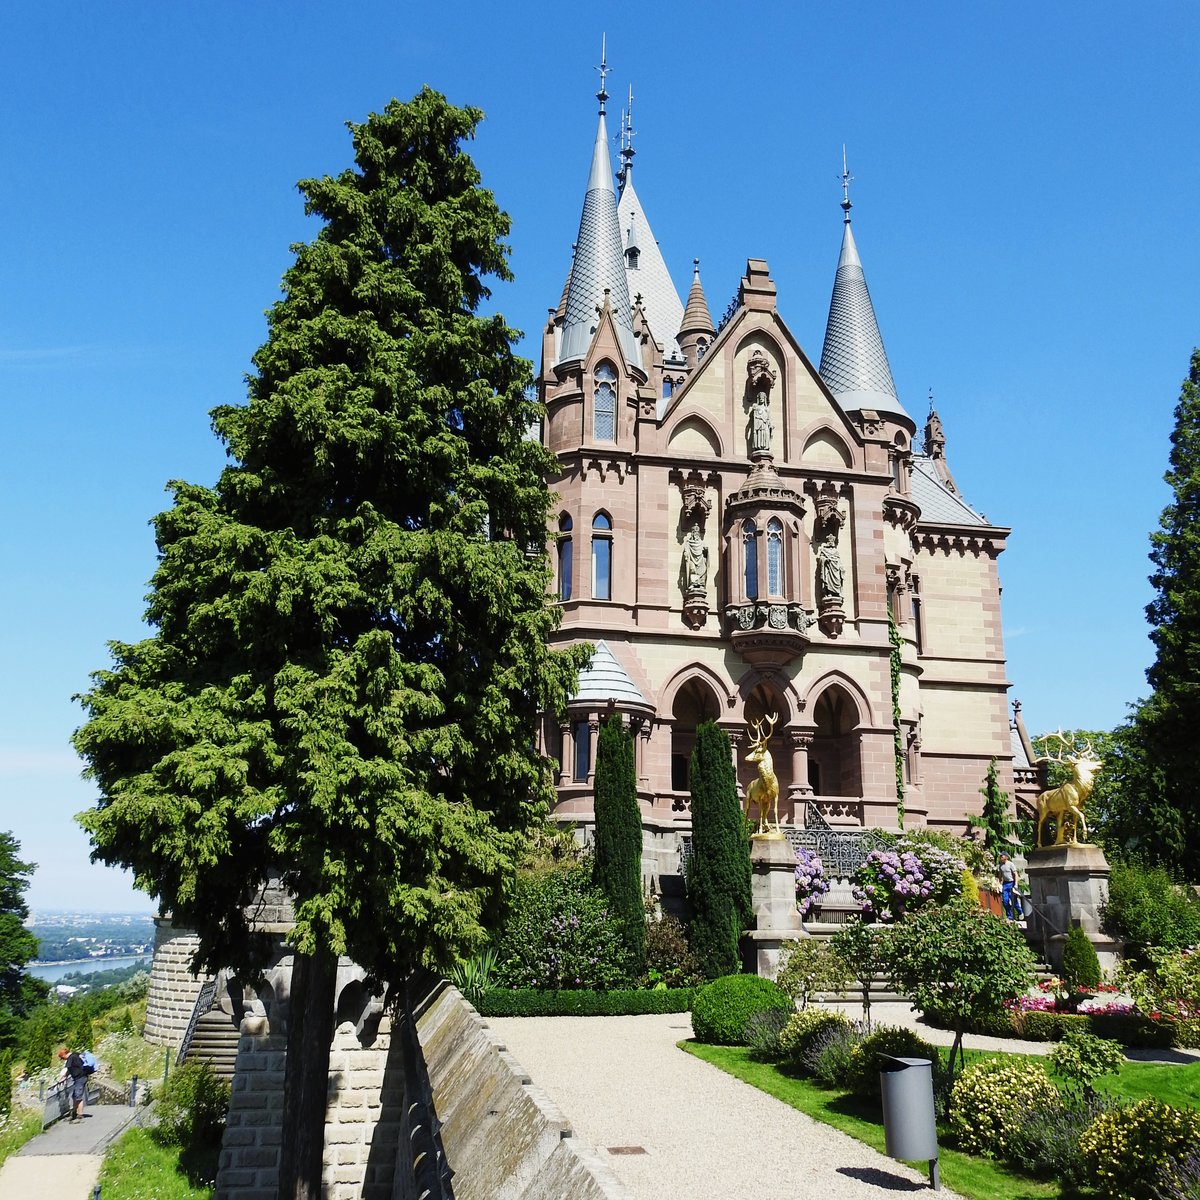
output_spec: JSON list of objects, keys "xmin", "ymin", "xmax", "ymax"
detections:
[
  {"xmin": 923, "ymin": 1004, "xmax": 1194, "ymax": 1047},
  {"xmin": 476, "ymin": 988, "xmax": 697, "ymax": 1017}
]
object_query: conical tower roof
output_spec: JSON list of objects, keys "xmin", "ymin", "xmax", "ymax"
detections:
[
  {"xmin": 558, "ymin": 97, "xmax": 640, "ymax": 368},
  {"xmin": 679, "ymin": 260, "xmax": 715, "ymax": 339},
  {"xmin": 617, "ymin": 163, "xmax": 684, "ymax": 361},
  {"xmin": 818, "ymin": 190, "xmax": 908, "ymax": 419}
]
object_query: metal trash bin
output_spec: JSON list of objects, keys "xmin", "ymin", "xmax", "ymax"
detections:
[{"xmin": 879, "ymin": 1054, "xmax": 940, "ymax": 1190}]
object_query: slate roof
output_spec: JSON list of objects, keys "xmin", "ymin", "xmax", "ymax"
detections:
[
  {"xmin": 910, "ymin": 454, "xmax": 989, "ymax": 527},
  {"xmin": 818, "ymin": 215, "xmax": 909, "ymax": 420},
  {"xmin": 571, "ymin": 641, "xmax": 650, "ymax": 709},
  {"xmin": 617, "ymin": 167, "xmax": 684, "ymax": 363},
  {"xmin": 558, "ymin": 111, "xmax": 641, "ymax": 368}
]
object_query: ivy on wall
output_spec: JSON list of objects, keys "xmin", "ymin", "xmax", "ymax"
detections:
[{"xmin": 889, "ymin": 611, "xmax": 905, "ymax": 829}]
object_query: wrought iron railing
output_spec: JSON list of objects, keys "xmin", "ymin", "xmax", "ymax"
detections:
[{"xmin": 177, "ymin": 977, "xmax": 218, "ymax": 1066}]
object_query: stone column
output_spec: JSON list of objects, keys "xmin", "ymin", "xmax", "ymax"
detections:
[
  {"xmin": 586, "ymin": 718, "xmax": 599, "ymax": 786},
  {"xmin": 727, "ymin": 729, "xmax": 745, "ymax": 801},
  {"xmin": 558, "ymin": 721, "xmax": 572, "ymax": 787},
  {"xmin": 1024, "ymin": 843, "xmax": 1120, "ymax": 973},
  {"xmin": 788, "ymin": 730, "xmax": 814, "ymax": 804},
  {"xmin": 743, "ymin": 834, "xmax": 802, "ymax": 980}
]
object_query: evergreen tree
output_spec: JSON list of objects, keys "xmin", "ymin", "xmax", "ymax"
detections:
[
  {"xmin": 686, "ymin": 722, "xmax": 752, "ymax": 979},
  {"xmin": 69, "ymin": 1007, "xmax": 94, "ymax": 1052},
  {"xmin": 968, "ymin": 759, "xmax": 1014, "ymax": 858},
  {"xmin": 23, "ymin": 1012, "xmax": 53, "ymax": 1074},
  {"xmin": 73, "ymin": 88, "xmax": 586, "ymax": 1196},
  {"xmin": 1128, "ymin": 349, "xmax": 1200, "ymax": 877},
  {"xmin": 591, "ymin": 714, "xmax": 645, "ymax": 976},
  {"xmin": 0, "ymin": 832, "xmax": 39, "ymax": 1050}
]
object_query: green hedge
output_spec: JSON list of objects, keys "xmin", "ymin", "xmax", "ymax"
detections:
[
  {"xmin": 476, "ymin": 988, "xmax": 697, "ymax": 1017},
  {"xmin": 923, "ymin": 1005, "xmax": 1192, "ymax": 1047}
]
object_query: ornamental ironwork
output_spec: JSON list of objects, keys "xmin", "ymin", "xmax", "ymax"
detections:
[{"xmin": 784, "ymin": 805, "xmax": 891, "ymax": 880}]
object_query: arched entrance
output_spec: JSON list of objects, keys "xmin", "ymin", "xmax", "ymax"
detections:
[
  {"xmin": 743, "ymin": 682, "xmax": 793, "ymax": 823},
  {"xmin": 810, "ymin": 685, "xmax": 862, "ymax": 798},
  {"xmin": 670, "ymin": 678, "xmax": 720, "ymax": 793}
]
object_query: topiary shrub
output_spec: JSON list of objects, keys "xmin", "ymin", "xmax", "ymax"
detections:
[
  {"xmin": 1079, "ymin": 1098, "xmax": 1200, "ymax": 1199},
  {"xmin": 744, "ymin": 1009, "xmax": 790, "ymax": 1060},
  {"xmin": 778, "ymin": 1009, "xmax": 849, "ymax": 1066},
  {"xmin": 1061, "ymin": 926, "xmax": 1102, "ymax": 993},
  {"xmin": 947, "ymin": 1057, "xmax": 1058, "ymax": 1158},
  {"xmin": 1018, "ymin": 1010, "xmax": 1089, "ymax": 1041},
  {"xmin": 152, "ymin": 1062, "xmax": 231, "ymax": 1150},
  {"xmin": 843, "ymin": 1025, "xmax": 943, "ymax": 1101},
  {"xmin": 690, "ymin": 974, "xmax": 792, "ymax": 1045}
]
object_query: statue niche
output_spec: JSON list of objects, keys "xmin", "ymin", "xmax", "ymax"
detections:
[
  {"xmin": 745, "ymin": 348, "xmax": 777, "ymax": 460},
  {"xmin": 677, "ymin": 472, "xmax": 713, "ymax": 629},
  {"xmin": 814, "ymin": 496, "xmax": 847, "ymax": 637}
]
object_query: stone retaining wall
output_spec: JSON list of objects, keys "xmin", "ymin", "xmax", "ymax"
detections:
[{"xmin": 215, "ymin": 982, "xmax": 628, "ymax": 1200}]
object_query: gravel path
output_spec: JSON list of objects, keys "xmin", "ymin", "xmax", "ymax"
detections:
[{"xmin": 489, "ymin": 1013, "xmax": 961, "ymax": 1200}]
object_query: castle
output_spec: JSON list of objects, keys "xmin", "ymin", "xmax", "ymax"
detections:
[{"xmin": 536, "ymin": 67, "xmax": 1036, "ymax": 878}]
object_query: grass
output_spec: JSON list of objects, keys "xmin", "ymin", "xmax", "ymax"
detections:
[
  {"xmin": 684, "ymin": 1040, "xmax": 1200, "ymax": 1200},
  {"xmin": 0, "ymin": 1108, "xmax": 42, "ymax": 1169},
  {"xmin": 97, "ymin": 1127, "xmax": 219, "ymax": 1200},
  {"xmin": 683, "ymin": 1042, "xmax": 1062, "ymax": 1200}
]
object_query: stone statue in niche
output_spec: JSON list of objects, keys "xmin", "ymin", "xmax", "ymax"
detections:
[
  {"xmin": 746, "ymin": 348, "xmax": 777, "ymax": 457},
  {"xmin": 682, "ymin": 523, "xmax": 709, "ymax": 592},
  {"xmin": 816, "ymin": 532, "xmax": 844, "ymax": 605}
]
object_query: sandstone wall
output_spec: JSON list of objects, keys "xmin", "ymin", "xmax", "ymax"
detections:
[{"xmin": 144, "ymin": 918, "xmax": 205, "ymax": 1048}]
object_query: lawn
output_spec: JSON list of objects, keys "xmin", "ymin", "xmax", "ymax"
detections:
[
  {"xmin": 683, "ymin": 1041, "xmax": 1200, "ymax": 1200},
  {"xmin": 0, "ymin": 1108, "xmax": 42, "ymax": 1169},
  {"xmin": 96, "ymin": 1127, "xmax": 218, "ymax": 1200}
]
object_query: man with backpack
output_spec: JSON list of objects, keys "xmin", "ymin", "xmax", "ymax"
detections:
[{"xmin": 58, "ymin": 1046, "xmax": 91, "ymax": 1121}]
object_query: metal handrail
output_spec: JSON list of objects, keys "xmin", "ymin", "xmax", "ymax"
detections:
[{"xmin": 177, "ymin": 977, "xmax": 218, "ymax": 1066}]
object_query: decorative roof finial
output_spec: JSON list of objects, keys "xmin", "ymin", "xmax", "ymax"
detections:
[
  {"xmin": 840, "ymin": 145, "xmax": 853, "ymax": 223},
  {"xmin": 595, "ymin": 34, "xmax": 609, "ymax": 114},
  {"xmin": 693, "ymin": 257, "xmax": 701, "ymax": 277}
]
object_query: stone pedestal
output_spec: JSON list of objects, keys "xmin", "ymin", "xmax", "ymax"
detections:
[
  {"xmin": 1025, "ymin": 843, "xmax": 1120, "ymax": 973},
  {"xmin": 743, "ymin": 833, "xmax": 802, "ymax": 980}
]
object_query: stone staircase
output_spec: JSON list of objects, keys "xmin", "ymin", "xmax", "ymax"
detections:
[{"xmin": 179, "ymin": 987, "xmax": 241, "ymax": 1082}]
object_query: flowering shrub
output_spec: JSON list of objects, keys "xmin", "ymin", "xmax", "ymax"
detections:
[
  {"xmin": 639, "ymin": 915, "xmax": 704, "ymax": 988},
  {"xmin": 494, "ymin": 866, "xmax": 630, "ymax": 990},
  {"xmin": 947, "ymin": 1057, "xmax": 1058, "ymax": 1157},
  {"xmin": 778, "ymin": 1009, "xmax": 849, "ymax": 1065},
  {"xmin": 843, "ymin": 1025, "xmax": 942, "ymax": 1100},
  {"xmin": 1122, "ymin": 946, "xmax": 1200, "ymax": 1024},
  {"xmin": 1004, "ymin": 1095, "xmax": 1117, "ymax": 1189},
  {"xmin": 853, "ymin": 836, "xmax": 965, "ymax": 921},
  {"xmin": 794, "ymin": 847, "xmax": 830, "ymax": 917},
  {"xmin": 1078, "ymin": 1098, "xmax": 1200, "ymax": 1199}
]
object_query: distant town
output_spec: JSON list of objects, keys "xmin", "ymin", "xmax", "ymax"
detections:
[{"xmin": 27, "ymin": 911, "xmax": 155, "ymax": 964}]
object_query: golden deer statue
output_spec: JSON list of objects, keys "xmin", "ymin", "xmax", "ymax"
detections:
[
  {"xmin": 745, "ymin": 713, "xmax": 780, "ymax": 835},
  {"xmin": 1035, "ymin": 731, "xmax": 1102, "ymax": 848}
]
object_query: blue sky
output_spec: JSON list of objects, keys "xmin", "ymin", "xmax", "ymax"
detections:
[{"xmin": 3, "ymin": 3, "xmax": 1197, "ymax": 911}]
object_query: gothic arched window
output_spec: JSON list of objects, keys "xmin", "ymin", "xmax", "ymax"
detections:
[
  {"xmin": 592, "ymin": 511, "xmax": 612, "ymax": 600},
  {"xmin": 593, "ymin": 362, "xmax": 617, "ymax": 441},
  {"xmin": 557, "ymin": 514, "xmax": 573, "ymax": 601},
  {"xmin": 743, "ymin": 519, "xmax": 759, "ymax": 600},
  {"xmin": 767, "ymin": 518, "xmax": 783, "ymax": 596}
]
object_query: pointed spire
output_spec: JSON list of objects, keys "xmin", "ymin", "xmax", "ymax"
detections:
[
  {"xmin": 678, "ymin": 259, "xmax": 716, "ymax": 370},
  {"xmin": 818, "ymin": 154, "xmax": 907, "ymax": 419},
  {"xmin": 618, "ymin": 85, "xmax": 636, "ymax": 193},
  {"xmin": 558, "ymin": 41, "xmax": 640, "ymax": 367}
]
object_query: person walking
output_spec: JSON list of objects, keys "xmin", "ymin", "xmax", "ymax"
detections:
[
  {"xmin": 59, "ymin": 1047, "xmax": 89, "ymax": 1121},
  {"xmin": 998, "ymin": 852, "xmax": 1021, "ymax": 921}
]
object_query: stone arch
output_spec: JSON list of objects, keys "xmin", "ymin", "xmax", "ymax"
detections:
[
  {"xmin": 802, "ymin": 425, "xmax": 854, "ymax": 469},
  {"xmin": 666, "ymin": 413, "xmax": 723, "ymax": 457},
  {"xmin": 804, "ymin": 676, "xmax": 872, "ymax": 798},
  {"xmin": 668, "ymin": 673, "xmax": 724, "ymax": 793}
]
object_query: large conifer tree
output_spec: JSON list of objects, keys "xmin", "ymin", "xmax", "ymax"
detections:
[
  {"xmin": 1128, "ymin": 349, "xmax": 1200, "ymax": 876},
  {"xmin": 686, "ymin": 722, "xmax": 752, "ymax": 978},
  {"xmin": 592, "ymin": 714, "xmax": 645, "ymax": 976},
  {"xmin": 73, "ymin": 89, "xmax": 586, "ymax": 1197},
  {"xmin": 0, "ymin": 832, "xmax": 39, "ymax": 1049}
]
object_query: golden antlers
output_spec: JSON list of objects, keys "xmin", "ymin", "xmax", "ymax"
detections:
[{"xmin": 747, "ymin": 712, "xmax": 778, "ymax": 751}]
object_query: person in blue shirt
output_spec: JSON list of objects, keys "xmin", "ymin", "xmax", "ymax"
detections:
[{"xmin": 998, "ymin": 853, "xmax": 1021, "ymax": 921}]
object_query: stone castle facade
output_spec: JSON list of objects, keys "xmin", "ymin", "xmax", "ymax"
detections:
[{"xmin": 537, "ymin": 74, "xmax": 1036, "ymax": 876}]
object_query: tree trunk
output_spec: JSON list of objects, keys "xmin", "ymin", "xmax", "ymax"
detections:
[{"xmin": 279, "ymin": 947, "xmax": 338, "ymax": 1200}]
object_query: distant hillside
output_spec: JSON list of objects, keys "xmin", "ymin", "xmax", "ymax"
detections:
[{"xmin": 28, "ymin": 912, "xmax": 155, "ymax": 963}]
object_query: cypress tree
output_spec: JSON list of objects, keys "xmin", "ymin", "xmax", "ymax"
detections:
[
  {"xmin": 592, "ymin": 714, "xmax": 645, "ymax": 976},
  {"xmin": 687, "ymin": 721, "xmax": 752, "ymax": 979},
  {"xmin": 969, "ymin": 758, "xmax": 1014, "ymax": 857}
]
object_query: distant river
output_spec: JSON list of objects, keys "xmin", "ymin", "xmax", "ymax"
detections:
[{"xmin": 29, "ymin": 956, "xmax": 150, "ymax": 983}]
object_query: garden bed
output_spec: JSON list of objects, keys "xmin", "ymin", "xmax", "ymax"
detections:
[{"xmin": 476, "ymin": 987, "xmax": 696, "ymax": 1017}]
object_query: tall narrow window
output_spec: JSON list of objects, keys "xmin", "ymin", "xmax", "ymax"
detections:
[
  {"xmin": 910, "ymin": 575, "xmax": 924, "ymax": 654},
  {"xmin": 697, "ymin": 338, "xmax": 709, "ymax": 361},
  {"xmin": 593, "ymin": 361, "xmax": 617, "ymax": 441},
  {"xmin": 557, "ymin": 514, "xmax": 573, "ymax": 601},
  {"xmin": 573, "ymin": 718, "xmax": 591, "ymax": 781},
  {"xmin": 767, "ymin": 518, "xmax": 783, "ymax": 596},
  {"xmin": 592, "ymin": 512, "xmax": 612, "ymax": 600},
  {"xmin": 743, "ymin": 519, "xmax": 759, "ymax": 600}
]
